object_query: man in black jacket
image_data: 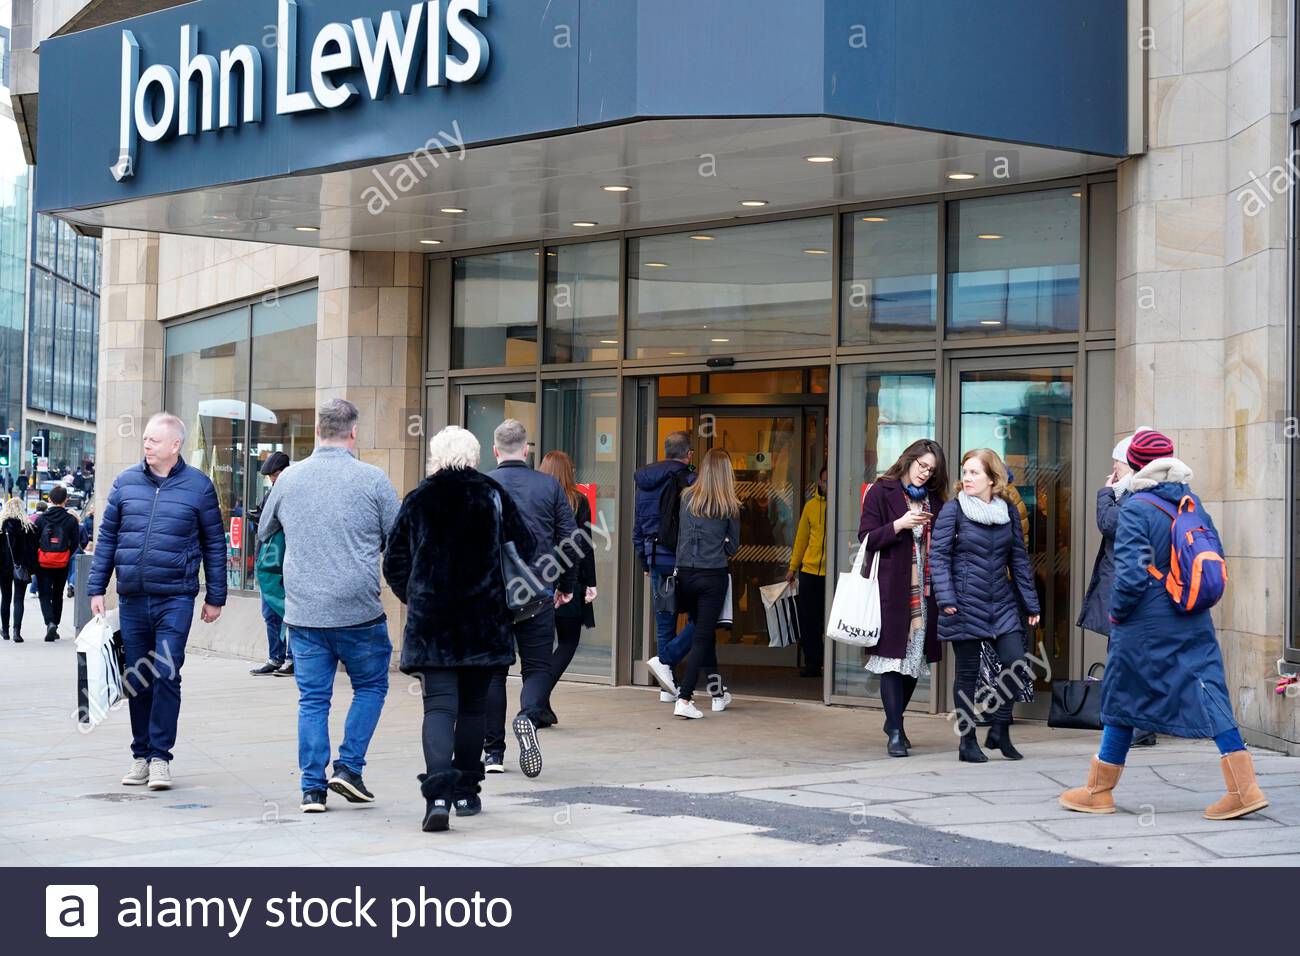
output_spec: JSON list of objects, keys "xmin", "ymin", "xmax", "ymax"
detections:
[
  {"xmin": 485, "ymin": 419, "xmax": 577, "ymax": 778},
  {"xmin": 33, "ymin": 485, "xmax": 81, "ymax": 642}
]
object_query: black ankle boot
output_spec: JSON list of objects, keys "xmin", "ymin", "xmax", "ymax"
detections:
[
  {"xmin": 959, "ymin": 730, "xmax": 988, "ymax": 763},
  {"xmin": 418, "ymin": 770, "xmax": 461, "ymax": 832},
  {"xmin": 985, "ymin": 723, "xmax": 1023, "ymax": 760},
  {"xmin": 886, "ymin": 729, "xmax": 909, "ymax": 758}
]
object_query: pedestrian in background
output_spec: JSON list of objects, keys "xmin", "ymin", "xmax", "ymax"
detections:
[
  {"xmin": 857, "ymin": 439, "xmax": 948, "ymax": 757},
  {"xmin": 0, "ymin": 496, "xmax": 37, "ymax": 642},
  {"xmin": 34, "ymin": 485, "xmax": 81, "ymax": 642},
  {"xmin": 1060, "ymin": 431, "xmax": 1268, "ymax": 820},
  {"xmin": 536, "ymin": 451, "xmax": 597, "ymax": 727},
  {"xmin": 786, "ymin": 464, "xmax": 828, "ymax": 679},
  {"xmin": 249, "ymin": 451, "xmax": 294, "ymax": 677},
  {"xmin": 384, "ymin": 426, "xmax": 537, "ymax": 831},
  {"xmin": 89, "ymin": 413, "xmax": 227, "ymax": 791},
  {"xmin": 929, "ymin": 448, "xmax": 1040, "ymax": 764},
  {"xmin": 258, "ymin": 399, "xmax": 402, "ymax": 814},
  {"xmin": 671, "ymin": 448, "xmax": 740, "ymax": 720},
  {"xmin": 484, "ymin": 419, "xmax": 577, "ymax": 778}
]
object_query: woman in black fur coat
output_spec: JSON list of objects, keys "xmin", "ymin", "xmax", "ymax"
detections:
[{"xmin": 383, "ymin": 425, "xmax": 536, "ymax": 832}]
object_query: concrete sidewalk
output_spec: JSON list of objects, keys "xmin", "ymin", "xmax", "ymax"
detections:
[{"xmin": 2, "ymin": 629, "xmax": 1298, "ymax": 867}]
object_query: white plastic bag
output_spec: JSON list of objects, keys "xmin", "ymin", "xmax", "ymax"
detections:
[
  {"xmin": 760, "ymin": 580, "xmax": 800, "ymax": 648},
  {"xmin": 826, "ymin": 539, "xmax": 883, "ymax": 647},
  {"xmin": 76, "ymin": 614, "xmax": 124, "ymax": 726}
]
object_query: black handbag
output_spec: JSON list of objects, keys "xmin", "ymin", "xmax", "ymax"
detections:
[
  {"xmin": 651, "ymin": 568, "xmax": 678, "ymax": 616},
  {"xmin": 5, "ymin": 530, "xmax": 30, "ymax": 584},
  {"xmin": 1048, "ymin": 662, "xmax": 1105, "ymax": 730},
  {"xmin": 491, "ymin": 490, "xmax": 550, "ymax": 623}
]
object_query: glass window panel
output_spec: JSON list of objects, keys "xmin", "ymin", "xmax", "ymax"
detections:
[
  {"xmin": 541, "ymin": 377, "xmax": 619, "ymax": 677},
  {"xmin": 627, "ymin": 217, "xmax": 833, "ymax": 359},
  {"xmin": 947, "ymin": 188, "xmax": 1081, "ymax": 336},
  {"xmin": 452, "ymin": 250, "xmax": 538, "ymax": 368},
  {"xmin": 657, "ymin": 374, "xmax": 700, "ymax": 397},
  {"xmin": 165, "ymin": 307, "xmax": 251, "ymax": 591},
  {"xmin": 705, "ymin": 370, "xmax": 804, "ymax": 394},
  {"xmin": 247, "ymin": 290, "xmax": 318, "ymax": 594},
  {"xmin": 544, "ymin": 241, "xmax": 619, "ymax": 363},
  {"xmin": 833, "ymin": 367, "xmax": 936, "ymax": 701},
  {"xmin": 463, "ymin": 388, "xmax": 537, "ymax": 473},
  {"xmin": 1087, "ymin": 182, "xmax": 1116, "ymax": 331},
  {"xmin": 841, "ymin": 204, "xmax": 938, "ymax": 344}
]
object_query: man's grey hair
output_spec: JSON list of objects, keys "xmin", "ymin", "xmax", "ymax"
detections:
[
  {"xmin": 664, "ymin": 430, "xmax": 691, "ymax": 461},
  {"xmin": 318, "ymin": 398, "xmax": 359, "ymax": 441},
  {"xmin": 428, "ymin": 426, "xmax": 480, "ymax": 473},
  {"xmin": 146, "ymin": 412, "xmax": 187, "ymax": 445},
  {"xmin": 493, "ymin": 419, "xmax": 528, "ymax": 456}
]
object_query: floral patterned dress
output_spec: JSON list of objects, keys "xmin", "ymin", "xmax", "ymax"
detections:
[{"xmin": 864, "ymin": 498, "xmax": 930, "ymax": 679}]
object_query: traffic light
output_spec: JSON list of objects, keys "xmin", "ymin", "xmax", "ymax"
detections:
[{"xmin": 0, "ymin": 435, "xmax": 9, "ymax": 468}]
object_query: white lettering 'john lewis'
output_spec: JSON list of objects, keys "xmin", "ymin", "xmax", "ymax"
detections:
[{"xmin": 113, "ymin": 0, "xmax": 490, "ymax": 181}]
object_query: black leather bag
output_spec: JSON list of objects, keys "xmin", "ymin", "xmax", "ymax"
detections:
[
  {"xmin": 492, "ymin": 490, "xmax": 550, "ymax": 623},
  {"xmin": 1048, "ymin": 662, "xmax": 1105, "ymax": 730},
  {"xmin": 651, "ymin": 568, "xmax": 678, "ymax": 616}
]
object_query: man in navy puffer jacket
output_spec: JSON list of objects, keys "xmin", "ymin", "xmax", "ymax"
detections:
[{"xmin": 89, "ymin": 413, "xmax": 227, "ymax": 792}]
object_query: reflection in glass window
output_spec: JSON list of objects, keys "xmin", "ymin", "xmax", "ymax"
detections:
[
  {"xmin": 841, "ymin": 204, "xmax": 938, "ymax": 344},
  {"xmin": 464, "ymin": 390, "xmax": 537, "ymax": 473},
  {"xmin": 541, "ymin": 377, "xmax": 619, "ymax": 677},
  {"xmin": 453, "ymin": 251, "xmax": 539, "ymax": 368},
  {"xmin": 833, "ymin": 368, "xmax": 936, "ymax": 702},
  {"xmin": 545, "ymin": 242, "xmax": 619, "ymax": 363},
  {"xmin": 947, "ymin": 188, "xmax": 1080, "ymax": 335},
  {"xmin": 627, "ymin": 217, "xmax": 833, "ymax": 359}
]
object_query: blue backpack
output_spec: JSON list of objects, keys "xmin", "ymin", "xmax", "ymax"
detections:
[{"xmin": 1132, "ymin": 492, "xmax": 1227, "ymax": 614}]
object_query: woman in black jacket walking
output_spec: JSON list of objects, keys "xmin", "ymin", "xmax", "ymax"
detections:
[
  {"xmin": 535, "ymin": 451, "xmax": 596, "ymax": 727},
  {"xmin": 929, "ymin": 449, "xmax": 1041, "ymax": 763},
  {"xmin": 0, "ymin": 497, "xmax": 37, "ymax": 642},
  {"xmin": 382, "ymin": 426, "xmax": 537, "ymax": 832},
  {"xmin": 672, "ymin": 448, "xmax": 740, "ymax": 720}
]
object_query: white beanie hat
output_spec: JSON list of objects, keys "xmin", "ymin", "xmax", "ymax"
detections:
[{"xmin": 1112, "ymin": 426, "xmax": 1152, "ymax": 463}]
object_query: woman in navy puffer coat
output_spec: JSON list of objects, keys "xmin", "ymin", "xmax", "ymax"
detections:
[
  {"xmin": 1060, "ymin": 431, "xmax": 1269, "ymax": 820},
  {"xmin": 929, "ymin": 448, "xmax": 1040, "ymax": 763}
]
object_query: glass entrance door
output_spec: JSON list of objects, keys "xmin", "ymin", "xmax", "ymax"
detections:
[
  {"xmin": 950, "ymin": 360, "xmax": 1075, "ymax": 716},
  {"xmin": 457, "ymin": 383, "xmax": 538, "ymax": 472}
]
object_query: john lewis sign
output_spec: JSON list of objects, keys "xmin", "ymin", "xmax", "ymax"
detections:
[{"xmin": 111, "ymin": 0, "xmax": 489, "ymax": 180}]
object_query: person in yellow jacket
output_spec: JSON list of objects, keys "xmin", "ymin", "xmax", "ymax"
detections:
[{"xmin": 785, "ymin": 465, "xmax": 828, "ymax": 677}]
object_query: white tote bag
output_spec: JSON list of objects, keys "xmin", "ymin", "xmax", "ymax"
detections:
[
  {"xmin": 75, "ymin": 614, "xmax": 124, "ymax": 727},
  {"xmin": 759, "ymin": 580, "xmax": 800, "ymax": 648},
  {"xmin": 826, "ymin": 538, "xmax": 883, "ymax": 647}
]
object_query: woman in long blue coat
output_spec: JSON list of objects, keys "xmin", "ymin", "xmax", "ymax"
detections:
[{"xmin": 1060, "ymin": 431, "xmax": 1269, "ymax": 820}]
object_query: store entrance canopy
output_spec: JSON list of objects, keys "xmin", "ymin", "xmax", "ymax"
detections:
[{"xmin": 34, "ymin": 0, "xmax": 1132, "ymax": 251}]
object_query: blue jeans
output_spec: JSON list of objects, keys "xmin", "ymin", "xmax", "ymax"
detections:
[
  {"xmin": 651, "ymin": 564, "xmax": 694, "ymax": 667},
  {"xmin": 119, "ymin": 593, "xmax": 195, "ymax": 763},
  {"xmin": 290, "ymin": 618, "xmax": 391, "ymax": 793},
  {"xmin": 261, "ymin": 599, "xmax": 290, "ymax": 663},
  {"xmin": 1099, "ymin": 724, "xmax": 1245, "ymax": 765}
]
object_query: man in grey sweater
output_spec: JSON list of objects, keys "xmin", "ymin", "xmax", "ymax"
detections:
[{"xmin": 258, "ymin": 399, "xmax": 402, "ymax": 813}]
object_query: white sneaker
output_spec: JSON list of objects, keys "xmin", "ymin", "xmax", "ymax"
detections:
[
  {"xmin": 659, "ymin": 690, "xmax": 677, "ymax": 703},
  {"xmin": 673, "ymin": 698, "xmax": 704, "ymax": 719},
  {"xmin": 121, "ymin": 758, "xmax": 149, "ymax": 786},
  {"xmin": 147, "ymin": 758, "xmax": 172, "ymax": 791},
  {"xmin": 711, "ymin": 692, "xmax": 733, "ymax": 713},
  {"xmin": 646, "ymin": 656, "xmax": 678, "ymax": 695}
]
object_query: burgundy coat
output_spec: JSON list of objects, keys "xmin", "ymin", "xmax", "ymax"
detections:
[{"xmin": 856, "ymin": 479, "xmax": 943, "ymax": 663}]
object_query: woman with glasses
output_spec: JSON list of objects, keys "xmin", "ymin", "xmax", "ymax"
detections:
[{"xmin": 857, "ymin": 440, "xmax": 949, "ymax": 756}]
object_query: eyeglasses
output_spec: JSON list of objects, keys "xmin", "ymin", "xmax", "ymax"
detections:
[{"xmin": 913, "ymin": 461, "xmax": 935, "ymax": 475}]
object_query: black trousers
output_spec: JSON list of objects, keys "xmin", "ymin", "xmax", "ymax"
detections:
[
  {"xmin": 419, "ymin": 667, "xmax": 492, "ymax": 799},
  {"xmin": 484, "ymin": 607, "xmax": 555, "ymax": 757},
  {"xmin": 796, "ymin": 571, "xmax": 826, "ymax": 671},
  {"xmin": 952, "ymin": 631, "xmax": 1030, "ymax": 729},
  {"xmin": 36, "ymin": 566, "xmax": 70, "ymax": 628},
  {"xmin": 676, "ymin": 567, "xmax": 729, "ymax": 701},
  {"xmin": 543, "ymin": 616, "xmax": 583, "ymax": 708},
  {"xmin": 0, "ymin": 570, "xmax": 26, "ymax": 635}
]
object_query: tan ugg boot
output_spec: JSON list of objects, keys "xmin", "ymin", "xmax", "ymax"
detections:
[
  {"xmin": 1059, "ymin": 756, "xmax": 1123, "ymax": 814},
  {"xmin": 1204, "ymin": 750, "xmax": 1269, "ymax": 820}
]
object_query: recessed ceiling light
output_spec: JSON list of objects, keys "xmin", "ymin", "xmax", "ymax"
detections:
[
  {"xmin": 980, "ymin": 320, "xmax": 1003, "ymax": 326},
  {"xmin": 440, "ymin": 207, "xmax": 466, "ymax": 214},
  {"xmin": 861, "ymin": 215, "xmax": 889, "ymax": 223},
  {"xmin": 711, "ymin": 338, "xmax": 731, "ymax": 343},
  {"xmin": 419, "ymin": 239, "xmax": 442, "ymax": 246},
  {"xmin": 602, "ymin": 185, "xmax": 631, "ymax": 193},
  {"xmin": 572, "ymin": 221, "xmax": 599, "ymax": 228},
  {"xmin": 1072, "ymin": 191, "xmax": 1082, "ymax": 198},
  {"xmin": 805, "ymin": 155, "xmax": 835, "ymax": 164},
  {"xmin": 669, "ymin": 351, "xmax": 687, "ymax": 356},
  {"xmin": 599, "ymin": 339, "xmax": 619, "ymax": 345},
  {"xmin": 293, "ymin": 225, "xmax": 319, "ymax": 232},
  {"xmin": 689, "ymin": 234, "xmax": 715, "ymax": 241},
  {"xmin": 740, "ymin": 200, "xmax": 768, "ymax": 207},
  {"xmin": 977, "ymin": 234, "xmax": 1004, "ymax": 240},
  {"xmin": 947, "ymin": 172, "xmax": 977, "ymax": 181},
  {"xmin": 803, "ymin": 248, "xmax": 829, "ymax": 255},
  {"xmin": 644, "ymin": 261, "xmax": 669, "ymax": 268}
]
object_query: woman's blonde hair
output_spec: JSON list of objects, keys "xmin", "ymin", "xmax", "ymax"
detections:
[
  {"xmin": 427, "ymin": 425, "xmax": 480, "ymax": 474},
  {"xmin": 683, "ymin": 448, "xmax": 740, "ymax": 519},
  {"xmin": 0, "ymin": 496, "xmax": 32, "ymax": 529},
  {"xmin": 955, "ymin": 448, "xmax": 1011, "ymax": 499},
  {"xmin": 539, "ymin": 451, "xmax": 580, "ymax": 512}
]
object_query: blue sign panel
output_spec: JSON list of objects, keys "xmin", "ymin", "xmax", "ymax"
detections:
[{"xmin": 35, "ymin": 0, "xmax": 1128, "ymax": 214}]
